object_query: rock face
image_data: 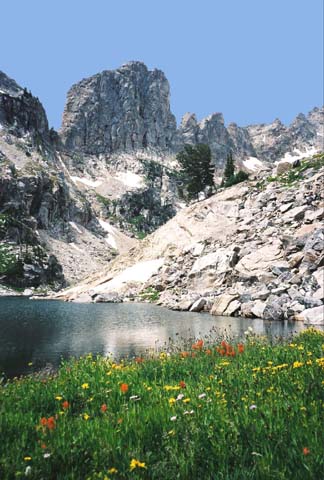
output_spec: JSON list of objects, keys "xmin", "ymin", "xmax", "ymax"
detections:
[
  {"xmin": 59, "ymin": 62, "xmax": 323, "ymax": 170},
  {"xmin": 0, "ymin": 71, "xmax": 49, "ymax": 145},
  {"xmin": 0, "ymin": 72, "xmax": 131, "ymax": 290},
  {"xmin": 60, "ymin": 62, "xmax": 177, "ymax": 155}
]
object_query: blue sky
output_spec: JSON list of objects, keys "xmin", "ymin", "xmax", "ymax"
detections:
[{"xmin": 1, "ymin": 0, "xmax": 322, "ymax": 129}]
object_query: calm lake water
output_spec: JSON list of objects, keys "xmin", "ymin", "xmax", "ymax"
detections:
[{"xmin": 0, "ymin": 296, "xmax": 313, "ymax": 377}]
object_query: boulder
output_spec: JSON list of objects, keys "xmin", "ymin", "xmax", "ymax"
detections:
[
  {"xmin": 276, "ymin": 161, "xmax": 293, "ymax": 175},
  {"xmin": 312, "ymin": 268, "xmax": 324, "ymax": 300},
  {"xmin": 189, "ymin": 298, "xmax": 207, "ymax": 312},
  {"xmin": 282, "ymin": 205, "xmax": 308, "ymax": 222},
  {"xmin": 235, "ymin": 240, "xmax": 284, "ymax": 281},
  {"xmin": 211, "ymin": 294, "xmax": 239, "ymax": 316},
  {"xmin": 93, "ymin": 292, "xmax": 123, "ymax": 303},
  {"xmin": 224, "ymin": 300, "xmax": 241, "ymax": 316},
  {"xmin": 241, "ymin": 300, "xmax": 265, "ymax": 318},
  {"xmin": 296, "ymin": 306, "xmax": 324, "ymax": 325}
]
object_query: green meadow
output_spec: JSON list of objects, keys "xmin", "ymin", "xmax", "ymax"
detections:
[{"xmin": 0, "ymin": 329, "xmax": 324, "ymax": 479}]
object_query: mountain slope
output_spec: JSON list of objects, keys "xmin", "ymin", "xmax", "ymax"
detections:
[{"xmin": 54, "ymin": 153, "xmax": 324, "ymax": 323}]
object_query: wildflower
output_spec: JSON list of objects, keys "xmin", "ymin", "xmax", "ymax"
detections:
[
  {"xmin": 81, "ymin": 383, "xmax": 89, "ymax": 389},
  {"xmin": 47, "ymin": 417, "xmax": 56, "ymax": 430},
  {"xmin": 55, "ymin": 396, "xmax": 63, "ymax": 401},
  {"xmin": 62, "ymin": 401, "xmax": 69, "ymax": 409},
  {"xmin": 180, "ymin": 351, "xmax": 189, "ymax": 358},
  {"xmin": 176, "ymin": 393, "xmax": 185, "ymax": 401},
  {"xmin": 170, "ymin": 416, "xmax": 177, "ymax": 421},
  {"xmin": 303, "ymin": 447, "xmax": 310, "ymax": 455},
  {"xmin": 130, "ymin": 458, "xmax": 146, "ymax": 471},
  {"xmin": 43, "ymin": 453, "xmax": 51, "ymax": 459},
  {"xmin": 135, "ymin": 357, "xmax": 143, "ymax": 363},
  {"xmin": 293, "ymin": 361, "xmax": 304, "ymax": 368},
  {"xmin": 249, "ymin": 404, "xmax": 257, "ymax": 410},
  {"xmin": 192, "ymin": 339, "xmax": 204, "ymax": 350},
  {"xmin": 184, "ymin": 410, "xmax": 194, "ymax": 415},
  {"xmin": 101, "ymin": 404, "xmax": 108, "ymax": 413},
  {"xmin": 108, "ymin": 467, "xmax": 118, "ymax": 474},
  {"xmin": 251, "ymin": 452, "xmax": 262, "ymax": 457},
  {"xmin": 40, "ymin": 417, "xmax": 47, "ymax": 426},
  {"xmin": 169, "ymin": 398, "xmax": 176, "ymax": 405},
  {"xmin": 179, "ymin": 381, "xmax": 186, "ymax": 388},
  {"xmin": 24, "ymin": 457, "xmax": 32, "ymax": 461},
  {"xmin": 205, "ymin": 349, "xmax": 212, "ymax": 355},
  {"xmin": 198, "ymin": 393, "xmax": 207, "ymax": 399},
  {"xmin": 120, "ymin": 383, "xmax": 129, "ymax": 393},
  {"xmin": 28, "ymin": 362, "xmax": 33, "ymax": 366},
  {"xmin": 83, "ymin": 413, "xmax": 90, "ymax": 420},
  {"xmin": 237, "ymin": 343, "xmax": 244, "ymax": 354},
  {"xmin": 41, "ymin": 444, "xmax": 47, "ymax": 449},
  {"xmin": 164, "ymin": 385, "xmax": 180, "ymax": 391},
  {"xmin": 183, "ymin": 398, "xmax": 191, "ymax": 403}
]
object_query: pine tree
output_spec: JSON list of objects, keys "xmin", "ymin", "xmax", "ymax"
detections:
[
  {"xmin": 176, "ymin": 144, "xmax": 214, "ymax": 200},
  {"xmin": 222, "ymin": 152, "xmax": 235, "ymax": 185}
]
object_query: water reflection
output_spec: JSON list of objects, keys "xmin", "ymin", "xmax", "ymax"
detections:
[{"xmin": 0, "ymin": 297, "xmax": 318, "ymax": 377}]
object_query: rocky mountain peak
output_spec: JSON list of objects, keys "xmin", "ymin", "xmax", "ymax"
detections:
[{"xmin": 60, "ymin": 62, "xmax": 177, "ymax": 155}]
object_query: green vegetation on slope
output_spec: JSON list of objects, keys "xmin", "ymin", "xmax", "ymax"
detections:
[{"xmin": 0, "ymin": 329, "xmax": 324, "ymax": 479}]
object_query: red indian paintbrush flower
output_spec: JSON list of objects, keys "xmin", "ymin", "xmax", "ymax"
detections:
[
  {"xmin": 62, "ymin": 401, "xmax": 70, "ymax": 409},
  {"xmin": 303, "ymin": 447, "xmax": 310, "ymax": 455},
  {"xmin": 100, "ymin": 404, "xmax": 108, "ymax": 413},
  {"xmin": 120, "ymin": 383, "xmax": 129, "ymax": 393},
  {"xmin": 179, "ymin": 381, "xmax": 186, "ymax": 389}
]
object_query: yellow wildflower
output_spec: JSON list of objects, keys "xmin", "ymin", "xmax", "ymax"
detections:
[
  {"xmin": 108, "ymin": 467, "xmax": 118, "ymax": 474},
  {"xmin": 183, "ymin": 398, "xmax": 191, "ymax": 403},
  {"xmin": 164, "ymin": 385, "xmax": 180, "ymax": 391},
  {"xmin": 293, "ymin": 361, "xmax": 304, "ymax": 368},
  {"xmin": 81, "ymin": 383, "xmax": 89, "ymax": 389},
  {"xmin": 83, "ymin": 413, "xmax": 90, "ymax": 420},
  {"xmin": 130, "ymin": 458, "xmax": 146, "ymax": 471},
  {"xmin": 24, "ymin": 457, "xmax": 32, "ymax": 461},
  {"xmin": 169, "ymin": 398, "xmax": 176, "ymax": 405},
  {"xmin": 55, "ymin": 396, "xmax": 63, "ymax": 401}
]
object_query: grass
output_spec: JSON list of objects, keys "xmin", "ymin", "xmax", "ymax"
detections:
[
  {"xmin": 256, "ymin": 152, "xmax": 324, "ymax": 190},
  {"xmin": 0, "ymin": 329, "xmax": 324, "ymax": 479}
]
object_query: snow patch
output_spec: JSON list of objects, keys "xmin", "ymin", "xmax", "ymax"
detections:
[
  {"xmin": 114, "ymin": 172, "xmax": 144, "ymax": 188},
  {"xmin": 69, "ymin": 221, "xmax": 82, "ymax": 234},
  {"xmin": 71, "ymin": 176, "xmax": 103, "ymax": 188},
  {"xmin": 93, "ymin": 258, "xmax": 164, "ymax": 293},
  {"xmin": 99, "ymin": 219, "xmax": 118, "ymax": 249},
  {"xmin": 280, "ymin": 147, "xmax": 318, "ymax": 163},
  {"xmin": 243, "ymin": 157, "xmax": 264, "ymax": 171}
]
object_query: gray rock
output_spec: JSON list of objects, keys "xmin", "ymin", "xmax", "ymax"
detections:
[
  {"xmin": 93, "ymin": 292, "xmax": 123, "ymax": 303},
  {"xmin": 189, "ymin": 297, "xmax": 207, "ymax": 312},
  {"xmin": 296, "ymin": 305, "xmax": 324, "ymax": 325},
  {"xmin": 276, "ymin": 161, "xmax": 293, "ymax": 175},
  {"xmin": 211, "ymin": 294, "xmax": 239, "ymax": 316},
  {"xmin": 61, "ymin": 62, "xmax": 177, "ymax": 155}
]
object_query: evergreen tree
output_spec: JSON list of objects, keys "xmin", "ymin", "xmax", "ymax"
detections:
[
  {"xmin": 222, "ymin": 152, "xmax": 235, "ymax": 185},
  {"xmin": 176, "ymin": 144, "xmax": 215, "ymax": 200},
  {"xmin": 221, "ymin": 151, "xmax": 249, "ymax": 188}
]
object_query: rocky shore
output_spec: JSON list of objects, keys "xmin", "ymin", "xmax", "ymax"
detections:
[{"xmin": 53, "ymin": 154, "xmax": 324, "ymax": 325}]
